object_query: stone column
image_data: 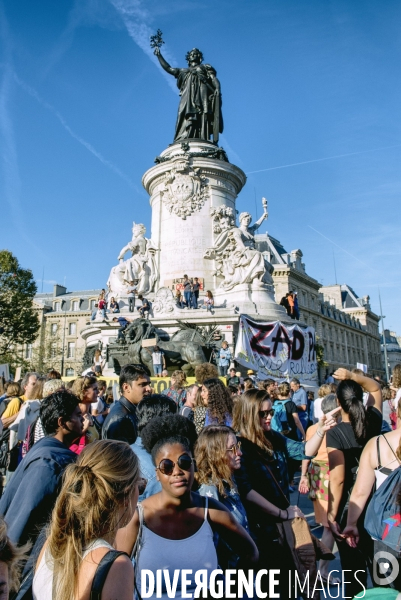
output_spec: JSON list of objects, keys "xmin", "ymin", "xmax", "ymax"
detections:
[{"xmin": 142, "ymin": 141, "xmax": 246, "ymax": 292}]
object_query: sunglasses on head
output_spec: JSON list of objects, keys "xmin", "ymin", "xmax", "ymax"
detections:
[
  {"xmin": 131, "ymin": 364, "xmax": 147, "ymax": 372},
  {"xmin": 259, "ymin": 409, "xmax": 275, "ymax": 418},
  {"xmin": 156, "ymin": 454, "xmax": 194, "ymax": 476},
  {"xmin": 226, "ymin": 441, "xmax": 242, "ymax": 456}
]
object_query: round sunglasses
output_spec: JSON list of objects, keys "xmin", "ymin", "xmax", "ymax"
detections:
[
  {"xmin": 156, "ymin": 454, "xmax": 194, "ymax": 476},
  {"xmin": 259, "ymin": 409, "xmax": 275, "ymax": 418},
  {"xmin": 226, "ymin": 441, "xmax": 242, "ymax": 456}
]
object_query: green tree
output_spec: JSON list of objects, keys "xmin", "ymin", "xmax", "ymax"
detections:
[
  {"xmin": 27, "ymin": 324, "xmax": 62, "ymax": 374},
  {"xmin": 315, "ymin": 336, "xmax": 328, "ymax": 369},
  {"xmin": 0, "ymin": 251, "xmax": 40, "ymax": 362}
]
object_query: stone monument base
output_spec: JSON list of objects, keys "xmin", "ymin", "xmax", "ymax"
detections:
[{"xmin": 214, "ymin": 283, "xmax": 287, "ymax": 320}]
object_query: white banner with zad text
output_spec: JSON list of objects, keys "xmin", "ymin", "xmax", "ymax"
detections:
[{"xmin": 235, "ymin": 317, "xmax": 318, "ymax": 382}]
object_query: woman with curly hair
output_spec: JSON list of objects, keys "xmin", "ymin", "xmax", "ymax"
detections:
[
  {"xmin": 116, "ymin": 415, "xmax": 257, "ymax": 598},
  {"xmin": 193, "ymin": 385, "xmax": 207, "ymax": 434},
  {"xmin": 33, "ymin": 439, "xmax": 140, "ymax": 600},
  {"xmin": 195, "ymin": 425, "xmax": 249, "ymax": 568},
  {"xmin": 194, "ymin": 362, "xmax": 219, "ymax": 385},
  {"xmin": 201, "ymin": 378, "xmax": 233, "ymax": 427},
  {"xmin": 161, "ymin": 370, "xmax": 187, "ymax": 408}
]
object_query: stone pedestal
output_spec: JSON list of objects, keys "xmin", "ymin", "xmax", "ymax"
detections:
[
  {"xmin": 214, "ymin": 283, "xmax": 287, "ymax": 319},
  {"xmin": 142, "ymin": 140, "xmax": 246, "ymax": 292}
]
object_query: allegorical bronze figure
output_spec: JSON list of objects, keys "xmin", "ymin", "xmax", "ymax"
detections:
[{"xmin": 151, "ymin": 32, "xmax": 223, "ymax": 144}]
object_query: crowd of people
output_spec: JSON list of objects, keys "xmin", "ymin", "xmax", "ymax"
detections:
[
  {"xmin": 0, "ymin": 362, "xmax": 399, "ymax": 599},
  {"xmin": 174, "ymin": 275, "xmax": 214, "ymax": 313}
]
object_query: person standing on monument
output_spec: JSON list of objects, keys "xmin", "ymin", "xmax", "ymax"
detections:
[
  {"xmin": 293, "ymin": 291, "xmax": 300, "ymax": 320},
  {"xmin": 280, "ymin": 293, "xmax": 290, "ymax": 314},
  {"xmin": 127, "ymin": 281, "xmax": 137, "ymax": 313},
  {"xmin": 287, "ymin": 291, "xmax": 295, "ymax": 319},
  {"xmin": 154, "ymin": 47, "xmax": 223, "ymax": 143},
  {"xmin": 182, "ymin": 275, "xmax": 192, "ymax": 308},
  {"xmin": 192, "ymin": 277, "xmax": 201, "ymax": 309},
  {"xmin": 150, "ymin": 345, "xmax": 166, "ymax": 377}
]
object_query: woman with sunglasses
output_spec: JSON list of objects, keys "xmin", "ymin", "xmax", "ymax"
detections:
[
  {"xmin": 195, "ymin": 425, "xmax": 250, "ymax": 569},
  {"xmin": 116, "ymin": 415, "xmax": 258, "ymax": 599},
  {"xmin": 233, "ymin": 389, "xmax": 338, "ymax": 593}
]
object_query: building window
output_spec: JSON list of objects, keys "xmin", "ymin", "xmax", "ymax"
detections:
[
  {"xmin": 51, "ymin": 323, "xmax": 58, "ymax": 336},
  {"xmin": 67, "ymin": 342, "xmax": 75, "ymax": 358},
  {"xmin": 69, "ymin": 323, "xmax": 77, "ymax": 336},
  {"xmin": 25, "ymin": 344, "xmax": 33, "ymax": 359},
  {"xmin": 66, "ymin": 368, "xmax": 74, "ymax": 376},
  {"xmin": 90, "ymin": 300, "xmax": 96, "ymax": 310},
  {"xmin": 50, "ymin": 346, "xmax": 57, "ymax": 358},
  {"xmin": 54, "ymin": 302, "xmax": 60, "ymax": 312},
  {"xmin": 72, "ymin": 300, "xmax": 79, "ymax": 312}
]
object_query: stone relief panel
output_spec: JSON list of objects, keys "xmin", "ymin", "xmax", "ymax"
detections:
[
  {"xmin": 160, "ymin": 157, "xmax": 208, "ymax": 220},
  {"xmin": 152, "ymin": 287, "xmax": 176, "ymax": 314}
]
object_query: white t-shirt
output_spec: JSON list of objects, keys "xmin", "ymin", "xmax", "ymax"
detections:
[
  {"xmin": 91, "ymin": 397, "xmax": 105, "ymax": 424},
  {"xmin": 313, "ymin": 397, "xmax": 323, "ymax": 422},
  {"xmin": 152, "ymin": 351, "xmax": 164, "ymax": 365},
  {"xmin": 90, "ymin": 398, "xmax": 103, "ymax": 413}
]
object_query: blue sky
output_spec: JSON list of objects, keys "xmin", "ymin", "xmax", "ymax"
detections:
[{"xmin": 1, "ymin": 0, "xmax": 400, "ymax": 333}]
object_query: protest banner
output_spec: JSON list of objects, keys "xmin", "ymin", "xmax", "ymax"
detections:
[{"xmin": 235, "ymin": 317, "xmax": 318, "ymax": 382}]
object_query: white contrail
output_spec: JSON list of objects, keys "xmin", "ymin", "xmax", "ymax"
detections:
[
  {"xmin": 12, "ymin": 72, "xmax": 139, "ymax": 192},
  {"xmin": 0, "ymin": 63, "xmax": 21, "ymax": 225},
  {"xmin": 109, "ymin": 0, "xmax": 178, "ymax": 94},
  {"xmin": 0, "ymin": 4, "xmax": 45, "ymax": 252},
  {"xmin": 246, "ymin": 144, "xmax": 401, "ymax": 174},
  {"xmin": 307, "ymin": 225, "xmax": 377, "ymax": 273}
]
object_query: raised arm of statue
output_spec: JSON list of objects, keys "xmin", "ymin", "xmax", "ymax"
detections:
[
  {"xmin": 249, "ymin": 210, "xmax": 268, "ymax": 235},
  {"xmin": 154, "ymin": 47, "xmax": 178, "ymax": 76}
]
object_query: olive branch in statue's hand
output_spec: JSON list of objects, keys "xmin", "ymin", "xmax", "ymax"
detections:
[{"xmin": 150, "ymin": 29, "xmax": 164, "ymax": 54}]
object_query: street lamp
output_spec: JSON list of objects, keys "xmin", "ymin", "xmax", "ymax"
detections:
[
  {"xmin": 60, "ymin": 305, "xmax": 67, "ymax": 377},
  {"xmin": 379, "ymin": 291, "xmax": 390, "ymax": 383}
]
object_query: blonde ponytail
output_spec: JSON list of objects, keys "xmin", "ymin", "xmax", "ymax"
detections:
[{"xmin": 47, "ymin": 440, "xmax": 139, "ymax": 600}]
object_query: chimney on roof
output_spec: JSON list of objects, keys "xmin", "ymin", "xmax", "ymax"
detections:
[{"xmin": 53, "ymin": 284, "xmax": 67, "ymax": 297}]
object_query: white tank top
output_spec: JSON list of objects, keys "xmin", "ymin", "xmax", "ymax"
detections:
[
  {"xmin": 136, "ymin": 499, "xmax": 218, "ymax": 600},
  {"xmin": 32, "ymin": 538, "xmax": 114, "ymax": 599}
]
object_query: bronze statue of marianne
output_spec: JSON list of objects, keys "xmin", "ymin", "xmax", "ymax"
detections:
[{"xmin": 154, "ymin": 46, "xmax": 223, "ymax": 144}]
